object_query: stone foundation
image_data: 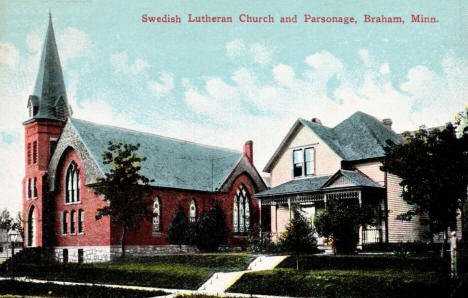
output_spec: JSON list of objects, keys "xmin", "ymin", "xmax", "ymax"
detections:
[{"xmin": 54, "ymin": 245, "xmax": 198, "ymax": 263}]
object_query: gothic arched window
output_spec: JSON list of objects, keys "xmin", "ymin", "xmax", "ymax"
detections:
[
  {"xmin": 189, "ymin": 200, "xmax": 197, "ymax": 223},
  {"xmin": 152, "ymin": 197, "xmax": 161, "ymax": 234},
  {"xmin": 27, "ymin": 206, "xmax": 35, "ymax": 247},
  {"xmin": 233, "ymin": 185, "xmax": 251, "ymax": 235},
  {"xmin": 65, "ymin": 162, "xmax": 79, "ymax": 203}
]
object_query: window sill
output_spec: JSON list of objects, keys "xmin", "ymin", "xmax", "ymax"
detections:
[
  {"xmin": 233, "ymin": 234, "xmax": 249, "ymax": 238},
  {"xmin": 64, "ymin": 202, "xmax": 81, "ymax": 205},
  {"xmin": 152, "ymin": 232, "xmax": 162, "ymax": 237}
]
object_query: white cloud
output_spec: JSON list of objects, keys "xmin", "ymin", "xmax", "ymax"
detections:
[
  {"xmin": 0, "ymin": 43, "xmax": 19, "ymax": 68},
  {"xmin": 147, "ymin": 72, "xmax": 174, "ymax": 98},
  {"xmin": 226, "ymin": 39, "xmax": 245, "ymax": 58},
  {"xmin": 57, "ymin": 27, "xmax": 93, "ymax": 66},
  {"xmin": 109, "ymin": 51, "xmax": 149, "ymax": 76},
  {"xmin": 251, "ymin": 43, "xmax": 272, "ymax": 65},
  {"xmin": 273, "ymin": 64, "xmax": 295, "ymax": 87},
  {"xmin": 225, "ymin": 39, "xmax": 273, "ymax": 66},
  {"xmin": 380, "ymin": 63, "xmax": 390, "ymax": 75}
]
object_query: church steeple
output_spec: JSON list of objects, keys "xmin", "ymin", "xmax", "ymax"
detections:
[{"xmin": 26, "ymin": 13, "xmax": 71, "ymax": 123}]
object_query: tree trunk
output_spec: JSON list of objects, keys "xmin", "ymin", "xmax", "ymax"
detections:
[{"xmin": 121, "ymin": 225, "xmax": 127, "ymax": 258}]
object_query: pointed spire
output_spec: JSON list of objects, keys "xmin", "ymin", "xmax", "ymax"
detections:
[{"xmin": 28, "ymin": 13, "xmax": 71, "ymax": 122}]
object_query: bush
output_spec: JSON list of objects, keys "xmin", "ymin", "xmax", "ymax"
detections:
[
  {"xmin": 276, "ymin": 254, "xmax": 448, "ymax": 272},
  {"xmin": 361, "ymin": 242, "xmax": 443, "ymax": 255},
  {"xmin": 195, "ymin": 205, "xmax": 229, "ymax": 252},
  {"xmin": 280, "ymin": 208, "xmax": 318, "ymax": 254},
  {"xmin": 315, "ymin": 199, "xmax": 375, "ymax": 254},
  {"xmin": 167, "ymin": 209, "xmax": 189, "ymax": 249},
  {"xmin": 228, "ymin": 269, "xmax": 452, "ymax": 297}
]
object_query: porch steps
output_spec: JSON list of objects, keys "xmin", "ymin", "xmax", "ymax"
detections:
[{"xmin": 198, "ymin": 255, "xmax": 288, "ymax": 294}]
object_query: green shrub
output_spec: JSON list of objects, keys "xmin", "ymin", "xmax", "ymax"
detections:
[
  {"xmin": 167, "ymin": 208, "xmax": 190, "ymax": 249},
  {"xmin": 228, "ymin": 269, "xmax": 452, "ymax": 297},
  {"xmin": 196, "ymin": 205, "xmax": 229, "ymax": 252},
  {"xmin": 0, "ymin": 280, "xmax": 166, "ymax": 297},
  {"xmin": 276, "ymin": 254, "xmax": 448, "ymax": 272},
  {"xmin": 315, "ymin": 199, "xmax": 376, "ymax": 254}
]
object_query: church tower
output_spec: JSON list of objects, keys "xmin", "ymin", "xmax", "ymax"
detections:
[{"xmin": 23, "ymin": 14, "xmax": 72, "ymax": 247}]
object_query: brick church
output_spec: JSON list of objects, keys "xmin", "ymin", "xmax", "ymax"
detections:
[{"xmin": 22, "ymin": 16, "xmax": 267, "ymax": 262}]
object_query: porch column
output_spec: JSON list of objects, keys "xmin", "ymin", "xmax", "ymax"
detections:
[
  {"xmin": 324, "ymin": 193, "xmax": 327, "ymax": 208},
  {"xmin": 287, "ymin": 197, "xmax": 292, "ymax": 220},
  {"xmin": 358, "ymin": 191, "xmax": 362, "ymax": 207}
]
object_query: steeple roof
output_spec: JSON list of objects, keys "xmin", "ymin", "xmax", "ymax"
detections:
[{"xmin": 26, "ymin": 13, "xmax": 71, "ymax": 123}]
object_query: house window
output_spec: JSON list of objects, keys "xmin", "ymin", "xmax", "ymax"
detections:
[
  {"xmin": 70, "ymin": 210, "xmax": 76, "ymax": 234},
  {"xmin": 293, "ymin": 147, "xmax": 315, "ymax": 177},
  {"xmin": 78, "ymin": 209, "xmax": 84, "ymax": 234},
  {"xmin": 233, "ymin": 185, "xmax": 250, "ymax": 235},
  {"xmin": 152, "ymin": 197, "xmax": 161, "ymax": 234},
  {"xmin": 189, "ymin": 200, "xmax": 197, "ymax": 223},
  {"xmin": 65, "ymin": 162, "xmax": 79, "ymax": 203},
  {"xmin": 62, "ymin": 211, "xmax": 68, "ymax": 235},
  {"xmin": 33, "ymin": 141, "xmax": 37, "ymax": 164},
  {"xmin": 27, "ymin": 143, "xmax": 32, "ymax": 165}
]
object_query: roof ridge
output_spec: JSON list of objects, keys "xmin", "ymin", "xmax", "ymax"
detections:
[{"xmin": 69, "ymin": 118, "xmax": 242, "ymax": 154}]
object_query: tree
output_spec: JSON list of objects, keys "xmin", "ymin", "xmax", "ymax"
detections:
[
  {"xmin": 167, "ymin": 208, "xmax": 189, "ymax": 251},
  {"xmin": 280, "ymin": 207, "xmax": 318, "ymax": 270},
  {"xmin": 195, "ymin": 205, "xmax": 229, "ymax": 252},
  {"xmin": 315, "ymin": 199, "xmax": 374, "ymax": 254},
  {"xmin": 90, "ymin": 142, "xmax": 153, "ymax": 258},
  {"xmin": 381, "ymin": 115, "xmax": 468, "ymax": 254},
  {"xmin": 0, "ymin": 209, "xmax": 13, "ymax": 231}
]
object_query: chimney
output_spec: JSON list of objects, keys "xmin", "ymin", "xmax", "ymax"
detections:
[
  {"xmin": 243, "ymin": 140, "xmax": 253, "ymax": 166},
  {"xmin": 311, "ymin": 118, "xmax": 322, "ymax": 125},
  {"xmin": 382, "ymin": 118, "xmax": 392, "ymax": 130}
]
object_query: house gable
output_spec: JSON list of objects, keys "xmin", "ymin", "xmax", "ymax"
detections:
[{"xmin": 268, "ymin": 122, "xmax": 343, "ymax": 187}]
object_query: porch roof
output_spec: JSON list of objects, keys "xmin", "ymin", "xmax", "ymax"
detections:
[{"xmin": 255, "ymin": 170, "xmax": 383, "ymax": 198}]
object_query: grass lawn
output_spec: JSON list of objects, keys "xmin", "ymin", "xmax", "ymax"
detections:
[
  {"xmin": 1, "ymin": 254, "xmax": 252, "ymax": 290},
  {"xmin": 228, "ymin": 268, "xmax": 452, "ymax": 297},
  {"xmin": 0, "ymin": 280, "xmax": 167, "ymax": 297}
]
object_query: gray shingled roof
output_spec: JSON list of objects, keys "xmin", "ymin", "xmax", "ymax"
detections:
[
  {"xmin": 255, "ymin": 170, "xmax": 383, "ymax": 197},
  {"xmin": 264, "ymin": 111, "xmax": 400, "ymax": 173},
  {"xmin": 300, "ymin": 111, "xmax": 401, "ymax": 161},
  {"xmin": 324, "ymin": 170, "xmax": 384, "ymax": 189},
  {"xmin": 69, "ymin": 118, "xmax": 242, "ymax": 192},
  {"xmin": 255, "ymin": 176, "xmax": 331, "ymax": 197}
]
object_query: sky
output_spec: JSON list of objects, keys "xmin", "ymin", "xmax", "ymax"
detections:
[{"xmin": 0, "ymin": 0, "xmax": 467, "ymax": 214}]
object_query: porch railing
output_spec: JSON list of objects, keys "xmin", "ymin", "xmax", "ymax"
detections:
[{"xmin": 362, "ymin": 228, "xmax": 382, "ymax": 244}]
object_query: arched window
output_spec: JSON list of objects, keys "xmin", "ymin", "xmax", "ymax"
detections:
[
  {"xmin": 27, "ymin": 206, "xmax": 35, "ymax": 247},
  {"xmin": 65, "ymin": 162, "xmax": 79, "ymax": 203},
  {"xmin": 189, "ymin": 200, "xmax": 197, "ymax": 223},
  {"xmin": 62, "ymin": 211, "xmax": 68, "ymax": 235},
  {"xmin": 152, "ymin": 197, "xmax": 161, "ymax": 234},
  {"xmin": 78, "ymin": 209, "xmax": 84, "ymax": 234},
  {"xmin": 70, "ymin": 210, "xmax": 76, "ymax": 234},
  {"xmin": 233, "ymin": 185, "xmax": 251, "ymax": 235}
]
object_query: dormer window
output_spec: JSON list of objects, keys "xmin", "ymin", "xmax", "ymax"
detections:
[{"xmin": 293, "ymin": 147, "xmax": 315, "ymax": 178}]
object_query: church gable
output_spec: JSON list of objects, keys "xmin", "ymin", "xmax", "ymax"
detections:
[{"xmin": 48, "ymin": 121, "xmax": 103, "ymax": 192}]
